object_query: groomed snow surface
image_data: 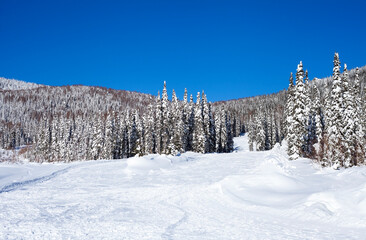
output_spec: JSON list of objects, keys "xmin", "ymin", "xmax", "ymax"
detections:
[{"xmin": 1, "ymin": 136, "xmax": 366, "ymax": 239}]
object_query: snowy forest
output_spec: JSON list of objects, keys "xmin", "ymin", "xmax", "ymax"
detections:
[
  {"xmin": 0, "ymin": 53, "xmax": 365, "ymax": 167},
  {"xmin": 0, "ymin": 81, "xmax": 236, "ymax": 162},
  {"xmin": 246, "ymin": 53, "xmax": 366, "ymax": 168}
]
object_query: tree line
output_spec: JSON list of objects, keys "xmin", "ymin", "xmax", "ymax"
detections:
[{"xmin": 30, "ymin": 82, "xmax": 236, "ymax": 162}]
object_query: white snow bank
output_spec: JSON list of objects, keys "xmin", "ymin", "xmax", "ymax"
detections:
[
  {"xmin": 1, "ymin": 136, "xmax": 366, "ymax": 239},
  {"xmin": 218, "ymin": 139, "xmax": 366, "ymax": 229}
]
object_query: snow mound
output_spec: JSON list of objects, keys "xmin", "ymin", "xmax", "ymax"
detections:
[
  {"xmin": 219, "ymin": 145, "xmax": 307, "ymax": 207},
  {"xmin": 125, "ymin": 152, "xmax": 201, "ymax": 175},
  {"xmin": 125, "ymin": 155, "xmax": 172, "ymax": 174}
]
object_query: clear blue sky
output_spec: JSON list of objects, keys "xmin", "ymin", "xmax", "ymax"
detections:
[{"xmin": 1, "ymin": 0, "xmax": 365, "ymax": 101}]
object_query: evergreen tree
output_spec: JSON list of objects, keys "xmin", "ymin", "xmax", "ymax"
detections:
[
  {"xmin": 155, "ymin": 92, "xmax": 162, "ymax": 154},
  {"xmin": 225, "ymin": 112, "xmax": 234, "ymax": 152},
  {"xmin": 161, "ymin": 82, "xmax": 170, "ymax": 154},
  {"xmin": 341, "ymin": 64, "xmax": 355, "ymax": 167},
  {"xmin": 129, "ymin": 111, "xmax": 140, "ymax": 156},
  {"xmin": 291, "ymin": 61, "xmax": 307, "ymax": 159},
  {"xmin": 208, "ymin": 103, "xmax": 216, "ymax": 152},
  {"xmin": 255, "ymin": 112, "xmax": 266, "ymax": 151},
  {"xmin": 168, "ymin": 89, "xmax": 183, "ymax": 155},
  {"xmin": 353, "ymin": 67, "xmax": 365, "ymax": 164},
  {"xmin": 193, "ymin": 92, "xmax": 205, "ymax": 153},
  {"xmin": 285, "ymin": 73, "xmax": 297, "ymax": 158},
  {"xmin": 325, "ymin": 53, "xmax": 344, "ymax": 168}
]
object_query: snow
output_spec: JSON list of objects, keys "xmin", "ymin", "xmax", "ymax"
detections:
[{"xmin": 1, "ymin": 136, "xmax": 366, "ymax": 239}]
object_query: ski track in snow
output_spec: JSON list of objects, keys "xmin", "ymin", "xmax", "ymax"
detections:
[
  {"xmin": 0, "ymin": 166, "xmax": 72, "ymax": 194},
  {"xmin": 1, "ymin": 136, "xmax": 366, "ymax": 239}
]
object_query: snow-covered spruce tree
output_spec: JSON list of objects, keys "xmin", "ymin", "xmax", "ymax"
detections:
[
  {"xmin": 144, "ymin": 104, "xmax": 156, "ymax": 154},
  {"xmin": 121, "ymin": 113, "xmax": 130, "ymax": 158},
  {"xmin": 161, "ymin": 82, "xmax": 170, "ymax": 154},
  {"xmin": 312, "ymin": 85, "xmax": 323, "ymax": 145},
  {"xmin": 285, "ymin": 73, "xmax": 297, "ymax": 158},
  {"xmin": 201, "ymin": 91, "xmax": 210, "ymax": 153},
  {"xmin": 181, "ymin": 88, "xmax": 190, "ymax": 152},
  {"xmin": 341, "ymin": 64, "xmax": 355, "ymax": 167},
  {"xmin": 35, "ymin": 117, "xmax": 50, "ymax": 162},
  {"xmin": 247, "ymin": 119, "xmax": 254, "ymax": 152},
  {"xmin": 186, "ymin": 94, "xmax": 195, "ymax": 152},
  {"xmin": 91, "ymin": 113, "xmax": 104, "ymax": 160},
  {"xmin": 103, "ymin": 112, "xmax": 114, "ymax": 160},
  {"xmin": 193, "ymin": 92, "xmax": 205, "ymax": 153},
  {"xmin": 352, "ymin": 67, "xmax": 365, "ymax": 164},
  {"xmin": 291, "ymin": 61, "xmax": 307, "ymax": 160},
  {"xmin": 324, "ymin": 53, "xmax": 345, "ymax": 168},
  {"xmin": 264, "ymin": 112, "xmax": 271, "ymax": 150},
  {"xmin": 255, "ymin": 112, "xmax": 266, "ymax": 151},
  {"xmin": 208, "ymin": 103, "xmax": 216, "ymax": 153},
  {"xmin": 303, "ymin": 70, "xmax": 315, "ymax": 158},
  {"xmin": 168, "ymin": 89, "xmax": 183, "ymax": 155},
  {"xmin": 219, "ymin": 108, "xmax": 228, "ymax": 152},
  {"xmin": 50, "ymin": 117, "xmax": 61, "ymax": 162},
  {"xmin": 155, "ymin": 92, "xmax": 162, "ymax": 154},
  {"xmin": 225, "ymin": 112, "xmax": 234, "ymax": 152},
  {"xmin": 215, "ymin": 107, "xmax": 223, "ymax": 152},
  {"xmin": 136, "ymin": 110, "xmax": 145, "ymax": 156},
  {"xmin": 129, "ymin": 111, "xmax": 141, "ymax": 157}
]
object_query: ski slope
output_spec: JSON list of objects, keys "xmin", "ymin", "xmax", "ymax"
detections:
[{"xmin": 1, "ymin": 136, "xmax": 366, "ymax": 239}]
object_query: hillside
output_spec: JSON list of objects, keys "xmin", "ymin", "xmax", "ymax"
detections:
[
  {"xmin": 1, "ymin": 136, "xmax": 366, "ymax": 239},
  {"xmin": 0, "ymin": 77, "xmax": 43, "ymax": 90},
  {"xmin": 0, "ymin": 78, "xmax": 156, "ymax": 151}
]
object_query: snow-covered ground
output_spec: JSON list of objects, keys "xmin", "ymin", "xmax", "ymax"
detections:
[{"xmin": 1, "ymin": 136, "xmax": 366, "ymax": 239}]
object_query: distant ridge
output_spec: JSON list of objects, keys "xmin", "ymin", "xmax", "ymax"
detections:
[{"xmin": 0, "ymin": 77, "xmax": 44, "ymax": 90}]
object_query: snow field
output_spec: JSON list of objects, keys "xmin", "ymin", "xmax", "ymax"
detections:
[{"xmin": 1, "ymin": 135, "xmax": 366, "ymax": 239}]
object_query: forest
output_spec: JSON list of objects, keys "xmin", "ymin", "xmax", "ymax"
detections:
[{"xmin": 0, "ymin": 53, "xmax": 365, "ymax": 167}]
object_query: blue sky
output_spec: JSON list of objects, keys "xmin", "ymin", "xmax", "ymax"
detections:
[{"xmin": 1, "ymin": 0, "xmax": 365, "ymax": 101}]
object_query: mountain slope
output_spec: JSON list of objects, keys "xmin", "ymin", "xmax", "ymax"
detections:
[
  {"xmin": 0, "ymin": 78, "xmax": 156, "ymax": 150},
  {"xmin": 0, "ymin": 77, "xmax": 43, "ymax": 90},
  {"xmin": 1, "ymin": 136, "xmax": 366, "ymax": 239}
]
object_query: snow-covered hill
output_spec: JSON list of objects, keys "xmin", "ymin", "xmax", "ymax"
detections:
[
  {"xmin": 1, "ymin": 136, "xmax": 366, "ymax": 239},
  {"xmin": 0, "ymin": 77, "xmax": 43, "ymax": 90}
]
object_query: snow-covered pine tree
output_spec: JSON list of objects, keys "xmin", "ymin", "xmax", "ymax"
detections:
[
  {"xmin": 144, "ymin": 104, "xmax": 155, "ymax": 154},
  {"xmin": 225, "ymin": 111, "xmax": 234, "ymax": 152},
  {"xmin": 121, "ymin": 113, "xmax": 130, "ymax": 158},
  {"xmin": 255, "ymin": 111, "xmax": 266, "ymax": 151},
  {"xmin": 341, "ymin": 64, "xmax": 355, "ymax": 167},
  {"xmin": 136, "ymin": 110, "xmax": 145, "ymax": 156},
  {"xmin": 155, "ymin": 92, "xmax": 162, "ymax": 154},
  {"xmin": 35, "ymin": 117, "xmax": 50, "ymax": 162},
  {"xmin": 215, "ymin": 107, "xmax": 223, "ymax": 152},
  {"xmin": 208, "ymin": 103, "xmax": 216, "ymax": 153},
  {"xmin": 285, "ymin": 73, "xmax": 297, "ymax": 158},
  {"xmin": 103, "ymin": 112, "xmax": 114, "ymax": 160},
  {"xmin": 50, "ymin": 117, "xmax": 61, "ymax": 161},
  {"xmin": 291, "ymin": 61, "xmax": 307, "ymax": 159},
  {"xmin": 325, "ymin": 53, "xmax": 345, "ymax": 168},
  {"xmin": 186, "ymin": 94, "xmax": 195, "ymax": 152},
  {"xmin": 312, "ymin": 85, "xmax": 323, "ymax": 144},
  {"xmin": 181, "ymin": 88, "xmax": 190, "ymax": 152},
  {"xmin": 270, "ymin": 113, "xmax": 277, "ymax": 147},
  {"xmin": 220, "ymin": 108, "xmax": 228, "ymax": 152},
  {"xmin": 303, "ymin": 70, "xmax": 314, "ymax": 157},
  {"xmin": 129, "ymin": 111, "xmax": 140, "ymax": 157},
  {"xmin": 91, "ymin": 113, "xmax": 105, "ymax": 160},
  {"xmin": 161, "ymin": 82, "xmax": 170, "ymax": 154},
  {"xmin": 168, "ymin": 89, "xmax": 183, "ymax": 155},
  {"xmin": 352, "ymin": 67, "xmax": 365, "ymax": 165},
  {"xmin": 193, "ymin": 92, "xmax": 205, "ymax": 153},
  {"xmin": 201, "ymin": 91, "xmax": 210, "ymax": 153},
  {"xmin": 247, "ymin": 118, "xmax": 254, "ymax": 151}
]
